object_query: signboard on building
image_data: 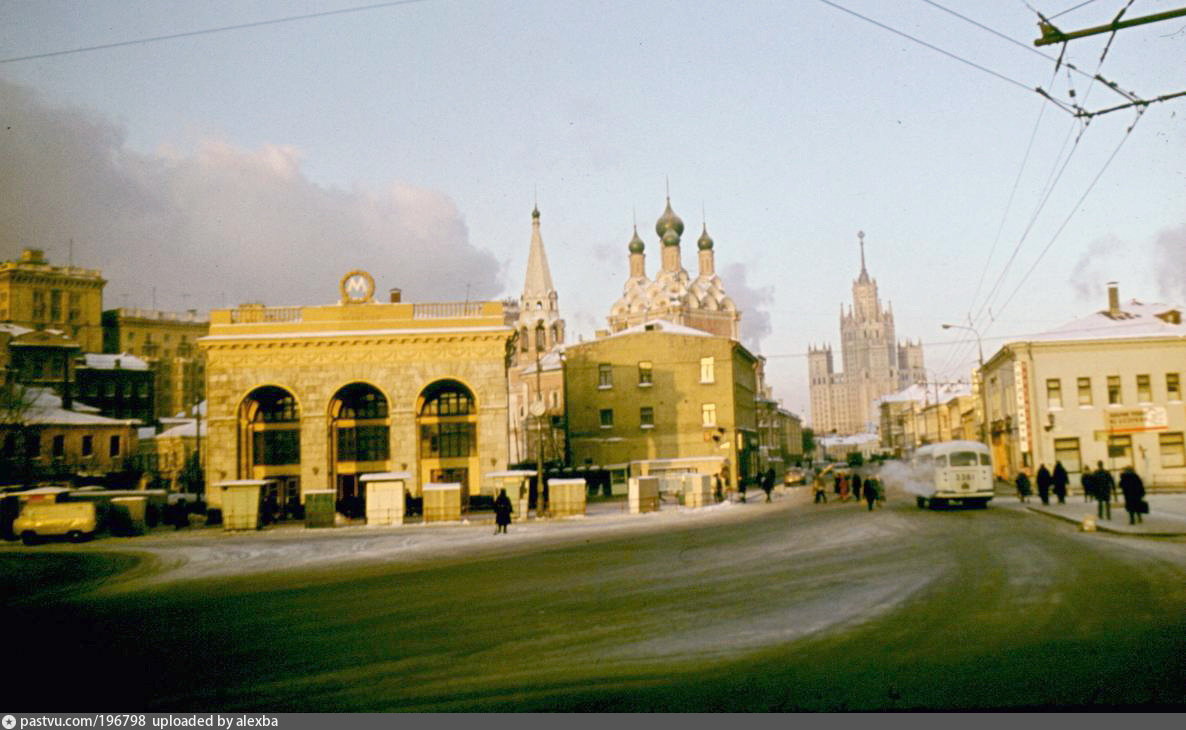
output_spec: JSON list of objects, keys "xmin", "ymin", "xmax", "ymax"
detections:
[
  {"xmin": 1014, "ymin": 361, "xmax": 1031, "ymax": 454},
  {"xmin": 1105, "ymin": 407, "xmax": 1168, "ymax": 434}
]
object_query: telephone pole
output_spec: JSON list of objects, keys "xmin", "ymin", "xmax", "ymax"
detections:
[{"xmin": 1035, "ymin": 7, "xmax": 1186, "ymax": 46}]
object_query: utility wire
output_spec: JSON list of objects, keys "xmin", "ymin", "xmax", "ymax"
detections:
[
  {"xmin": 1049, "ymin": 0, "xmax": 1101, "ymax": 21},
  {"xmin": 0, "ymin": 0, "xmax": 434, "ymax": 65},
  {"xmin": 815, "ymin": 0, "xmax": 1074, "ymax": 114}
]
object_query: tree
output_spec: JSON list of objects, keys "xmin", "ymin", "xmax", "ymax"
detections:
[
  {"xmin": 0, "ymin": 376, "xmax": 40, "ymax": 486},
  {"xmin": 847, "ymin": 451, "xmax": 865, "ymax": 468},
  {"xmin": 801, "ymin": 428, "xmax": 816, "ymax": 457}
]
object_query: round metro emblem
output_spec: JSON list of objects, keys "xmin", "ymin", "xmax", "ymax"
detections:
[{"xmin": 340, "ymin": 269, "xmax": 375, "ymax": 304}]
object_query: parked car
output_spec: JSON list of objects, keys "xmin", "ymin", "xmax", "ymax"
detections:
[
  {"xmin": 14, "ymin": 502, "xmax": 98, "ymax": 545},
  {"xmin": 783, "ymin": 468, "xmax": 807, "ymax": 486}
]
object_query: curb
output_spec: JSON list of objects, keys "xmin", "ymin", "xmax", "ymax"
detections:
[{"xmin": 1024, "ymin": 506, "xmax": 1186, "ymax": 537}]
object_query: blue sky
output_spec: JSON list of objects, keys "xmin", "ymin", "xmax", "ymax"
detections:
[{"xmin": 2, "ymin": 0, "xmax": 1184, "ymax": 420}]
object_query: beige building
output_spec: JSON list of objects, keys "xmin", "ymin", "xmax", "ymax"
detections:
[
  {"xmin": 200, "ymin": 271, "xmax": 512, "ymax": 517},
  {"xmin": 564, "ymin": 320, "xmax": 758, "ymax": 491},
  {"xmin": 138, "ymin": 414, "xmax": 205, "ymax": 493},
  {"xmin": 506, "ymin": 206, "xmax": 567, "ymax": 467},
  {"xmin": 980, "ymin": 285, "xmax": 1185, "ymax": 488},
  {"xmin": 0, "ymin": 248, "xmax": 105, "ymax": 353},
  {"xmin": 809, "ymin": 232, "xmax": 925, "ymax": 435},
  {"xmin": 103, "ymin": 308, "xmax": 209, "ymax": 420},
  {"xmin": 878, "ymin": 382, "xmax": 975, "ymax": 456}
]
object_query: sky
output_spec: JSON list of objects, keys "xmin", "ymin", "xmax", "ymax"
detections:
[{"xmin": 2, "ymin": 0, "xmax": 1184, "ymax": 422}]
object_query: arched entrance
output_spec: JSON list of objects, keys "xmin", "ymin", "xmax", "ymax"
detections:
[
  {"xmin": 329, "ymin": 382, "xmax": 390, "ymax": 518},
  {"xmin": 417, "ymin": 379, "xmax": 477, "ymax": 495},
  {"xmin": 239, "ymin": 385, "xmax": 301, "ymax": 521}
]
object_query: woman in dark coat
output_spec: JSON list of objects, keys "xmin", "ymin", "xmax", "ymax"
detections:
[
  {"xmin": 851, "ymin": 474, "xmax": 863, "ymax": 507},
  {"xmin": 1035, "ymin": 464, "xmax": 1052, "ymax": 505},
  {"xmin": 493, "ymin": 488, "xmax": 513, "ymax": 534},
  {"xmin": 1015, "ymin": 471, "xmax": 1031, "ymax": 503},
  {"xmin": 1052, "ymin": 461, "xmax": 1069, "ymax": 504},
  {"xmin": 1119, "ymin": 467, "xmax": 1146, "ymax": 525},
  {"xmin": 862, "ymin": 478, "xmax": 879, "ymax": 511}
]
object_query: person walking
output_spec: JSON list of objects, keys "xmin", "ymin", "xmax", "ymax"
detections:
[
  {"xmin": 851, "ymin": 473, "xmax": 863, "ymax": 508},
  {"xmin": 813, "ymin": 476, "xmax": 828, "ymax": 504},
  {"xmin": 1015, "ymin": 470, "xmax": 1031, "ymax": 503},
  {"xmin": 1052, "ymin": 461, "xmax": 1069, "ymax": 504},
  {"xmin": 1081, "ymin": 469, "xmax": 1095, "ymax": 503},
  {"xmin": 862, "ymin": 477, "xmax": 878, "ymax": 511},
  {"xmin": 762, "ymin": 468, "xmax": 776, "ymax": 503},
  {"xmin": 1036, "ymin": 464, "xmax": 1052, "ymax": 506},
  {"xmin": 493, "ymin": 488, "xmax": 513, "ymax": 535},
  {"xmin": 839, "ymin": 474, "xmax": 851, "ymax": 502},
  {"xmin": 1093, "ymin": 461, "xmax": 1115, "ymax": 521},
  {"xmin": 1119, "ymin": 467, "xmax": 1146, "ymax": 525}
]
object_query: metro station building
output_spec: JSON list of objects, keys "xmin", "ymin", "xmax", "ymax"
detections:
[{"xmin": 200, "ymin": 271, "xmax": 512, "ymax": 515}]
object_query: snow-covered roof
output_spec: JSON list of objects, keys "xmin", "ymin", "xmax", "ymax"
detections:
[
  {"xmin": 12, "ymin": 388, "xmax": 138, "ymax": 427},
  {"xmin": 1023, "ymin": 299, "xmax": 1184, "ymax": 344},
  {"xmin": 156, "ymin": 419, "xmax": 207, "ymax": 439},
  {"xmin": 172, "ymin": 400, "xmax": 207, "ymax": 419},
  {"xmin": 81, "ymin": 353, "xmax": 149, "ymax": 371},
  {"xmin": 819, "ymin": 432, "xmax": 880, "ymax": 447},
  {"xmin": 597, "ymin": 318, "xmax": 717, "ymax": 341},
  {"xmin": 876, "ymin": 382, "xmax": 971, "ymax": 407},
  {"xmin": 0, "ymin": 323, "xmax": 33, "ymax": 337}
]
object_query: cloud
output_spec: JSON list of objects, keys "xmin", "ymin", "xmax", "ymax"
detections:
[
  {"xmin": 721, "ymin": 261, "xmax": 773, "ymax": 352},
  {"xmin": 0, "ymin": 79, "xmax": 502, "ymax": 313},
  {"xmin": 1154, "ymin": 222, "xmax": 1186, "ymax": 303}
]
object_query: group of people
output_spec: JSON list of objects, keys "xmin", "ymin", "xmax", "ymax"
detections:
[
  {"xmin": 813, "ymin": 470, "xmax": 885, "ymax": 511},
  {"xmin": 1016, "ymin": 461, "xmax": 1149, "ymax": 525}
]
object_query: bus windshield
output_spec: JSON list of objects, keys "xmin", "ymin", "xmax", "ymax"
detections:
[{"xmin": 949, "ymin": 452, "xmax": 980, "ymax": 467}]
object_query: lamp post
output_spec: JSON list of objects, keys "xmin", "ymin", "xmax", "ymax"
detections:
[{"xmin": 941, "ymin": 322, "xmax": 987, "ymax": 444}]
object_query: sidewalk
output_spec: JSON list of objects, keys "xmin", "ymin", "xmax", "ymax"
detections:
[{"xmin": 1008, "ymin": 493, "xmax": 1186, "ymax": 536}]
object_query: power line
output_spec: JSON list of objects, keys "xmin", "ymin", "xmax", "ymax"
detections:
[
  {"xmin": 1048, "ymin": 0, "xmax": 1101, "ymax": 21},
  {"xmin": 814, "ymin": 0, "xmax": 1073, "ymax": 113},
  {"xmin": 0, "ymin": 0, "xmax": 435, "ymax": 65}
]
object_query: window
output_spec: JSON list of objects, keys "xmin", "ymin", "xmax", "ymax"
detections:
[
  {"xmin": 81, "ymin": 435, "xmax": 93, "ymax": 457},
  {"xmin": 949, "ymin": 451, "xmax": 978, "ymax": 467},
  {"xmin": 253, "ymin": 430, "xmax": 300, "ymax": 465},
  {"xmin": 50, "ymin": 290, "xmax": 62, "ymax": 322},
  {"xmin": 1168, "ymin": 373, "xmax": 1181, "ymax": 401},
  {"xmin": 422, "ymin": 390, "xmax": 471, "ymax": 416},
  {"xmin": 419, "ymin": 422, "xmax": 473, "ymax": 458},
  {"xmin": 1136, "ymin": 374, "xmax": 1151, "ymax": 403},
  {"xmin": 1054, "ymin": 438, "xmax": 1082, "ymax": 473},
  {"xmin": 1107, "ymin": 375, "xmax": 1122, "ymax": 405},
  {"xmin": 1160, "ymin": 432, "xmax": 1185, "ymax": 468},
  {"xmin": 337, "ymin": 425, "xmax": 390, "ymax": 461},
  {"xmin": 1106, "ymin": 434, "xmax": 1133, "ymax": 469},
  {"xmin": 52, "ymin": 435, "xmax": 64, "ymax": 458},
  {"xmin": 702, "ymin": 403, "xmax": 717, "ymax": 427},
  {"xmin": 638, "ymin": 361, "xmax": 653, "ymax": 386},
  {"xmin": 1077, "ymin": 377, "xmax": 1092, "ymax": 406},
  {"xmin": 549, "ymin": 390, "xmax": 559, "ymax": 408},
  {"xmin": 68, "ymin": 292, "xmax": 81, "ymax": 323},
  {"xmin": 32, "ymin": 290, "xmax": 46, "ymax": 321},
  {"xmin": 1046, "ymin": 378, "xmax": 1062, "ymax": 409},
  {"xmin": 26, "ymin": 433, "xmax": 40, "ymax": 459},
  {"xmin": 599, "ymin": 408, "xmax": 614, "ymax": 428},
  {"xmin": 109, "ymin": 435, "xmax": 121, "ymax": 457},
  {"xmin": 598, "ymin": 364, "xmax": 613, "ymax": 389},
  {"xmin": 640, "ymin": 406, "xmax": 654, "ymax": 428},
  {"xmin": 700, "ymin": 357, "xmax": 715, "ymax": 384}
]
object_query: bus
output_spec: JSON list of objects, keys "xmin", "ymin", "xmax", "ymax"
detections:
[{"xmin": 911, "ymin": 440, "xmax": 994, "ymax": 509}]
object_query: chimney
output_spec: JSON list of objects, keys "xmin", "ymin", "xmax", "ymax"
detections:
[
  {"xmin": 389, "ymin": 288, "xmax": 402, "ymax": 303},
  {"xmin": 1107, "ymin": 281, "xmax": 1120, "ymax": 316}
]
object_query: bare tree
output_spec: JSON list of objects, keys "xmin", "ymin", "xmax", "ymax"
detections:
[{"xmin": 0, "ymin": 373, "xmax": 40, "ymax": 486}]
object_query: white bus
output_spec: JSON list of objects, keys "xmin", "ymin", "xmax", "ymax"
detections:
[{"xmin": 911, "ymin": 440, "xmax": 994, "ymax": 509}]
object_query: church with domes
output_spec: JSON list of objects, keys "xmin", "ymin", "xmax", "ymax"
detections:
[{"xmin": 609, "ymin": 196, "xmax": 741, "ymax": 340}]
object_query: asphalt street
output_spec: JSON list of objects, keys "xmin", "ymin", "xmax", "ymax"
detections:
[{"xmin": 4, "ymin": 491, "xmax": 1186, "ymax": 711}]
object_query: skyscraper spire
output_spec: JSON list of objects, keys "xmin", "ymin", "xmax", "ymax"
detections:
[{"xmin": 857, "ymin": 230, "xmax": 870, "ymax": 283}]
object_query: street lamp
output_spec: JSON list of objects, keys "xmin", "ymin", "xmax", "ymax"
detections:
[{"xmin": 941, "ymin": 322, "xmax": 987, "ymax": 444}]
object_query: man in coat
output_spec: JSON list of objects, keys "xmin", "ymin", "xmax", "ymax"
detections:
[
  {"xmin": 1035, "ymin": 464, "xmax": 1052, "ymax": 505},
  {"xmin": 1052, "ymin": 461, "xmax": 1069, "ymax": 504},
  {"xmin": 1015, "ymin": 470, "xmax": 1031, "ymax": 503},
  {"xmin": 493, "ymin": 488, "xmax": 513, "ymax": 535},
  {"xmin": 862, "ymin": 477, "xmax": 879, "ymax": 511},
  {"xmin": 1093, "ymin": 461, "xmax": 1116, "ymax": 520},
  {"xmin": 1119, "ymin": 467, "xmax": 1146, "ymax": 525}
]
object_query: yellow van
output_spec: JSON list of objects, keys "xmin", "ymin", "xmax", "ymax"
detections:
[{"xmin": 14, "ymin": 502, "xmax": 98, "ymax": 545}]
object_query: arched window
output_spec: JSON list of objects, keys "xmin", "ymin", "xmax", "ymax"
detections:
[
  {"xmin": 520, "ymin": 327, "xmax": 529, "ymax": 353},
  {"xmin": 241, "ymin": 386, "xmax": 300, "ymax": 468},
  {"xmin": 332, "ymin": 383, "xmax": 389, "ymax": 462},
  {"xmin": 535, "ymin": 322, "xmax": 546, "ymax": 352},
  {"xmin": 417, "ymin": 380, "xmax": 477, "ymax": 490}
]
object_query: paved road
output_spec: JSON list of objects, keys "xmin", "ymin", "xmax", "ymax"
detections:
[{"xmin": 6, "ymin": 493, "xmax": 1186, "ymax": 711}]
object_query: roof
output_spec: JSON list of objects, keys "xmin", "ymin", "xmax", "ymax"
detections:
[
  {"xmin": 876, "ymin": 381, "xmax": 971, "ymax": 407},
  {"xmin": 80, "ymin": 353, "xmax": 150, "ymax": 371},
  {"xmin": 1020, "ymin": 299, "xmax": 1184, "ymax": 345},
  {"xmin": 819, "ymin": 432, "xmax": 880, "ymax": 447},
  {"xmin": 154, "ymin": 419, "xmax": 207, "ymax": 439},
  {"xmin": 595, "ymin": 318, "xmax": 719, "ymax": 341},
  {"xmin": 10, "ymin": 388, "xmax": 138, "ymax": 427}
]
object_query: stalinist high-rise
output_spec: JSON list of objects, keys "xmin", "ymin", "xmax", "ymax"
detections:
[{"xmin": 808, "ymin": 232, "xmax": 925, "ymax": 435}]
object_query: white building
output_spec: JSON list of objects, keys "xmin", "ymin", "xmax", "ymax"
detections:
[{"xmin": 980, "ymin": 284, "xmax": 1185, "ymax": 488}]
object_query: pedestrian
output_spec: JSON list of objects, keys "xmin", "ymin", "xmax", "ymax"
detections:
[
  {"xmin": 851, "ymin": 473, "xmax": 863, "ymax": 508},
  {"xmin": 834, "ymin": 473, "xmax": 842, "ymax": 497},
  {"xmin": 714, "ymin": 473, "xmax": 724, "ymax": 503},
  {"xmin": 1093, "ymin": 461, "xmax": 1115, "ymax": 521},
  {"xmin": 813, "ymin": 476, "xmax": 828, "ymax": 504},
  {"xmin": 1015, "ymin": 470, "xmax": 1031, "ymax": 503},
  {"xmin": 762, "ymin": 467, "xmax": 776, "ymax": 503},
  {"xmin": 1036, "ymin": 464, "xmax": 1052, "ymax": 505},
  {"xmin": 1052, "ymin": 461, "xmax": 1069, "ymax": 504},
  {"xmin": 839, "ymin": 474, "xmax": 851, "ymax": 502},
  {"xmin": 1118, "ymin": 467, "xmax": 1146, "ymax": 525},
  {"xmin": 1081, "ymin": 469, "xmax": 1095, "ymax": 503},
  {"xmin": 738, "ymin": 476, "xmax": 748, "ymax": 503},
  {"xmin": 862, "ymin": 477, "xmax": 878, "ymax": 511},
  {"xmin": 493, "ymin": 488, "xmax": 512, "ymax": 534}
]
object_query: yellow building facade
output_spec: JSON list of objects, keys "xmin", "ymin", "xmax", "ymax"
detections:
[
  {"xmin": 0, "ymin": 248, "xmax": 105, "ymax": 353},
  {"xmin": 565, "ymin": 320, "xmax": 758, "ymax": 491},
  {"xmin": 200, "ymin": 271, "xmax": 512, "ymax": 516},
  {"xmin": 103, "ymin": 308, "xmax": 210, "ymax": 419}
]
